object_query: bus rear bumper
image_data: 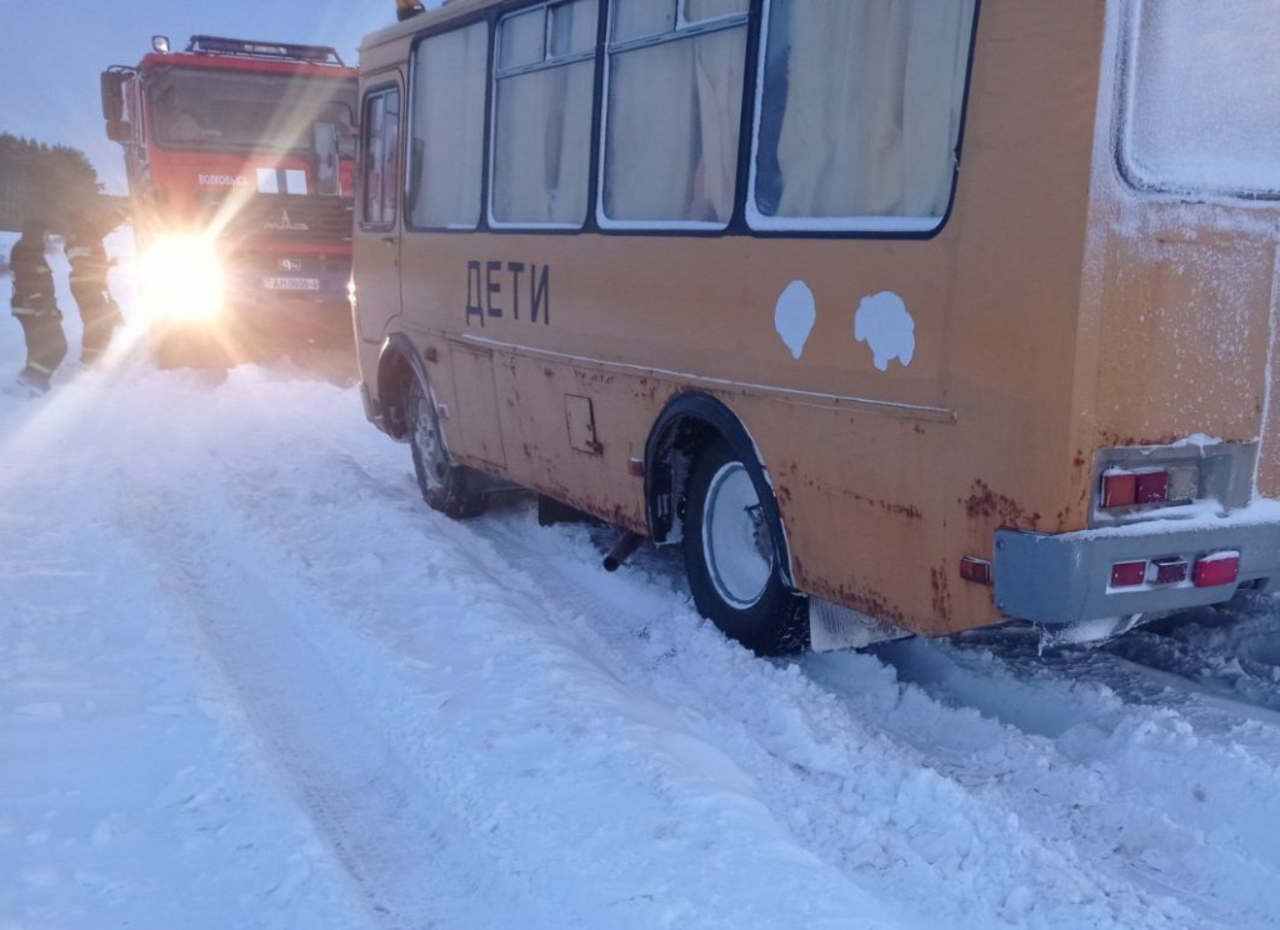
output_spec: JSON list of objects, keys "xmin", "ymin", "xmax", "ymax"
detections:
[{"xmin": 993, "ymin": 511, "xmax": 1280, "ymax": 624}]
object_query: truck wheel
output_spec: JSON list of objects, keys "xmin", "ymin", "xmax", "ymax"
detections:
[
  {"xmin": 406, "ymin": 375, "xmax": 486, "ymax": 519},
  {"xmin": 683, "ymin": 442, "xmax": 809, "ymax": 655}
]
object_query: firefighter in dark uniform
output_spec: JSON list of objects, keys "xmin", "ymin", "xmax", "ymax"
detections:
[
  {"xmin": 64, "ymin": 209, "xmax": 124, "ymax": 363},
  {"xmin": 9, "ymin": 219, "xmax": 68, "ymax": 393}
]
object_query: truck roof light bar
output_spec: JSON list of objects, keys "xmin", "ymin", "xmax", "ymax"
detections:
[
  {"xmin": 185, "ymin": 35, "xmax": 346, "ymax": 67},
  {"xmin": 397, "ymin": 0, "xmax": 425, "ymax": 21}
]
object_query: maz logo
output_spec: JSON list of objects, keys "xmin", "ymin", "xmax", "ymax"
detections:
[
  {"xmin": 265, "ymin": 210, "xmax": 309, "ymax": 232},
  {"xmin": 278, "ymin": 258, "xmax": 302, "ymax": 272}
]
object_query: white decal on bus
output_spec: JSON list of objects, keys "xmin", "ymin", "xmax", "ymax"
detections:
[
  {"xmin": 774, "ymin": 280, "xmax": 816, "ymax": 360},
  {"xmin": 854, "ymin": 292, "xmax": 916, "ymax": 372}
]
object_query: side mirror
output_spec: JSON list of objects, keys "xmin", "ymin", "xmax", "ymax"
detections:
[
  {"xmin": 106, "ymin": 119, "xmax": 133, "ymax": 144},
  {"xmin": 101, "ymin": 71, "xmax": 125, "ymax": 122},
  {"xmin": 314, "ymin": 122, "xmax": 341, "ymax": 196}
]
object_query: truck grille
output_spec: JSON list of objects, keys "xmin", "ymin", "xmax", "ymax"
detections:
[{"xmin": 201, "ymin": 193, "xmax": 354, "ymax": 245}]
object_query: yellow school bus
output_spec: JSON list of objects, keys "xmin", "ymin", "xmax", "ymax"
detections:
[{"xmin": 352, "ymin": 0, "xmax": 1280, "ymax": 653}]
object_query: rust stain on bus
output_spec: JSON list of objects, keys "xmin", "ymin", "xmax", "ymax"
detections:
[
  {"xmin": 797, "ymin": 566, "xmax": 908, "ymax": 627},
  {"xmin": 843, "ymin": 490, "xmax": 923, "ymax": 522},
  {"xmin": 963, "ymin": 481, "xmax": 1040, "ymax": 531},
  {"xmin": 930, "ymin": 567, "xmax": 954, "ymax": 623}
]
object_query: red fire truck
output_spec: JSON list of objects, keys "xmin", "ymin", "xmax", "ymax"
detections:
[{"xmin": 100, "ymin": 35, "xmax": 358, "ymax": 359}]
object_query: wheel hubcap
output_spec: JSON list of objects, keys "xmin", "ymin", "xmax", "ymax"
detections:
[
  {"xmin": 412, "ymin": 388, "xmax": 448, "ymax": 491},
  {"xmin": 702, "ymin": 461, "xmax": 774, "ymax": 609}
]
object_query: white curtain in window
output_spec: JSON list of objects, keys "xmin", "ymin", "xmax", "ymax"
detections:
[
  {"xmin": 494, "ymin": 61, "xmax": 595, "ymax": 224},
  {"xmin": 613, "ymin": 0, "xmax": 676, "ymax": 43},
  {"xmin": 550, "ymin": 0, "xmax": 598, "ymax": 56},
  {"xmin": 685, "ymin": 0, "xmax": 748, "ymax": 24},
  {"xmin": 500, "ymin": 10, "xmax": 544, "ymax": 69},
  {"xmin": 379, "ymin": 95, "xmax": 400, "ymax": 224},
  {"xmin": 410, "ymin": 23, "xmax": 489, "ymax": 228},
  {"xmin": 364, "ymin": 97, "xmax": 387, "ymax": 222},
  {"xmin": 605, "ymin": 25, "xmax": 746, "ymax": 223},
  {"xmin": 763, "ymin": 0, "xmax": 974, "ymax": 220}
]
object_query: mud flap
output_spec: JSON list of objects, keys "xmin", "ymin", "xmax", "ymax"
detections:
[{"xmin": 809, "ymin": 598, "xmax": 911, "ymax": 652}]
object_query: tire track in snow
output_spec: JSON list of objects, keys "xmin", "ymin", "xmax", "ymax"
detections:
[{"xmin": 121, "ymin": 489, "xmax": 508, "ymax": 930}]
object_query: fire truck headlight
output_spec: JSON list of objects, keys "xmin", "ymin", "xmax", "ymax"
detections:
[{"xmin": 140, "ymin": 235, "xmax": 224, "ymax": 321}]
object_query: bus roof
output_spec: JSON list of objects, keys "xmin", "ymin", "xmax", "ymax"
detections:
[{"xmin": 360, "ymin": 0, "xmax": 495, "ymax": 55}]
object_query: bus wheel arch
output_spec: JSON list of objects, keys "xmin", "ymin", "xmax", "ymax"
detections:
[
  {"xmin": 645, "ymin": 393, "xmax": 808, "ymax": 654},
  {"xmin": 376, "ymin": 333, "xmax": 422, "ymax": 440},
  {"xmin": 645, "ymin": 394, "xmax": 784, "ymax": 561},
  {"xmin": 378, "ymin": 334, "xmax": 486, "ymax": 519}
]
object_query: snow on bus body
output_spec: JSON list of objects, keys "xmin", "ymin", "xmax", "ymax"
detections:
[{"xmin": 990, "ymin": 0, "xmax": 1280, "ymax": 640}]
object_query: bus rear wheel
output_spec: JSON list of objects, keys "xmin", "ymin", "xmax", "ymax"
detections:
[
  {"xmin": 406, "ymin": 375, "xmax": 486, "ymax": 519},
  {"xmin": 683, "ymin": 442, "xmax": 808, "ymax": 655}
]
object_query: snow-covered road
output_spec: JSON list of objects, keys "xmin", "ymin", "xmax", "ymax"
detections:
[{"xmin": 4, "ymin": 237, "xmax": 1280, "ymax": 929}]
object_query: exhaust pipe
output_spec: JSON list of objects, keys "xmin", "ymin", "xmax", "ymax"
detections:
[{"xmin": 603, "ymin": 532, "xmax": 644, "ymax": 573}]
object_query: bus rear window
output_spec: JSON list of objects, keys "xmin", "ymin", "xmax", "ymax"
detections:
[{"xmin": 1123, "ymin": 0, "xmax": 1280, "ymax": 199}]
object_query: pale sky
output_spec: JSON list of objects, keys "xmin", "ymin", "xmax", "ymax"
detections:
[{"xmin": 0, "ymin": 2, "xmax": 410, "ymax": 194}]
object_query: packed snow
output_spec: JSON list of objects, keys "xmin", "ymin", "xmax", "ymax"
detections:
[{"xmin": 5, "ymin": 232, "xmax": 1280, "ymax": 929}]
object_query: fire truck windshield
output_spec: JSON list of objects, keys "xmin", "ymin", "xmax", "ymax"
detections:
[{"xmin": 148, "ymin": 67, "xmax": 356, "ymax": 155}]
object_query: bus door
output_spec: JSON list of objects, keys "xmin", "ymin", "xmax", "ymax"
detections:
[{"xmin": 354, "ymin": 79, "xmax": 404, "ymax": 344}]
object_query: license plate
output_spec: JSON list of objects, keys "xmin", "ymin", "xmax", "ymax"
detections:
[{"xmin": 263, "ymin": 277, "xmax": 321, "ymax": 291}]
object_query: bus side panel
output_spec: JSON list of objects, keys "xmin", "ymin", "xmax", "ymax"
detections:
[
  {"xmin": 749, "ymin": 398, "xmax": 953, "ymax": 634},
  {"xmin": 493, "ymin": 352, "xmax": 663, "ymax": 534},
  {"xmin": 368, "ymin": 0, "xmax": 1108, "ymax": 638}
]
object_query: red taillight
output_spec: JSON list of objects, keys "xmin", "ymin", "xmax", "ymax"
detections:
[
  {"xmin": 1194, "ymin": 552, "xmax": 1240, "ymax": 588},
  {"xmin": 1110, "ymin": 561, "xmax": 1147, "ymax": 588},
  {"xmin": 1102, "ymin": 469, "xmax": 1171, "ymax": 508},
  {"xmin": 959, "ymin": 556, "xmax": 991, "ymax": 585},
  {"xmin": 1102, "ymin": 471, "xmax": 1137, "ymax": 508},
  {"xmin": 1151, "ymin": 558, "xmax": 1189, "ymax": 585},
  {"xmin": 1134, "ymin": 471, "xmax": 1169, "ymax": 505}
]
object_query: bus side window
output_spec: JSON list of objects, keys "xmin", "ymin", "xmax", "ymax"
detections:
[
  {"xmin": 407, "ymin": 22, "xmax": 490, "ymax": 230},
  {"xmin": 362, "ymin": 88, "xmax": 401, "ymax": 227},
  {"xmin": 602, "ymin": 0, "xmax": 750, "ymax": 227},
  {"xmin": 491, "ymin": 0, "xmax": 598, "ymax": 227},
  {"xmin": 752, "ymin": 0, "xmax": 976, "ymax": 229}
]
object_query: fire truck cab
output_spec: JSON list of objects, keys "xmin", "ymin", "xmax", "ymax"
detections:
[{"xmin": 101, "ymin": 35, "xmax": 358, "ymax": 357}]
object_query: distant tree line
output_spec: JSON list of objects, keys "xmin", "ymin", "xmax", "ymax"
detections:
[{"xmin": 0, "ymin": 133, "xmax": 106, "ymax": 234}]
